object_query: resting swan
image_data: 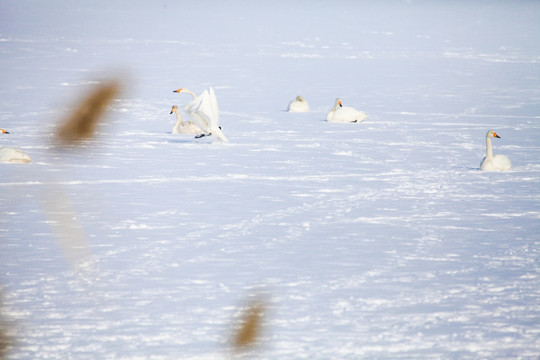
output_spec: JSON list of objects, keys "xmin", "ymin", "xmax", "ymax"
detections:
[
  {"xmin": 1, "ymin": 128, "xmax": 32, "ymax": 163},
  {"xmin": 480, "ymin": 130, "xmax": 511, "ymax": 171},
  {"xmin": 326, "ymin": 98, "xmax": 367, "ymax": 123},
  {"xmin": 173, "ymin": 87, "xmax": 228, "ymax": 142},
  {"xmin": 288, "ymin": 95, "xmax": 310, "ymax": 112},
  {"xmin": 0, "ymin": 148, "xmax": 32, "ymax": 163},
  {"xmin": 169, "ymin": 105, "xmax": 203, "ymax": 135}
]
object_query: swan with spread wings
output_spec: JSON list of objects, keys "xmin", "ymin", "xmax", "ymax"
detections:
[{"xmin": 173, "ymin": 87, "xmax": 228, "ymax": 142}]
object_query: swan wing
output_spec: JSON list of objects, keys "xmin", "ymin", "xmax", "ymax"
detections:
[
  {"xmin": 333, "ymin": 107, "xmax": 367, "ymax": 122},
  {"xmin": 184, "ymin": 90, "xmax": 211, "ymax": 132},
  {"xmin": 195, "ymin": 88, "xmax": 227, "ymax": 142},
  {"xmin": 195, "ymin": 105, "xmax": 228, "ymax": 141},
  {"xmin": 194, "ymin": 90, "xmax": 214, "ymax": 130},
  {"xmin": 195, "ymin": 89, "xmax": 219, "ymax": 125},
  {"xmin": 289, "ymin": 100, "xmax": 309, "ymax": 112},
  {"xmin": 481, "ymin": 155, "xmax": 511, "ymax": 170},
  {"xmin": 0, "ymin": 147, "xmax": 32, "ymax": 163},
  {"xmin": 184, "ymin": 88, "xmax": 227, "ymax": 142},
  {"xmin": 207, "ymin": 88, "xmax": 228, "ymax": 141},
  {"xmin": 193, "ymin": 88, "xmax": 219, "ymax": 127},
  {"xmin": 208, "ymin": 87, "xmax": 219, "ymax": 127},
  {"xmin": 493, "ymin": 154, "xmax": 512, "ymax": 170}
]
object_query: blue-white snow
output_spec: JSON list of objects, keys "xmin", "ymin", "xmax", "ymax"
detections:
[{"xmin": 1, "ymin": 1, "xmax": 540, "ymax": 359}]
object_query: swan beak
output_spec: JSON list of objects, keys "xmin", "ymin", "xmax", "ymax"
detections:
[
  {"xmin": 169, "ymin": 111, "xmax": 173, "ymax": 114},
  {"xmin": 338, "ymin": 100, "xmax": 343, "ymax": 107},
  {"xmin": 173, "ymin": 88, "xmax": 182, "ymax": 93},
  {"xmin": 493, "ymin": 132, "xmax": 501, "ymax": 138},
  {"xmin": 1, "ymin": 129, "xmax": 9, "ymax": 134}
]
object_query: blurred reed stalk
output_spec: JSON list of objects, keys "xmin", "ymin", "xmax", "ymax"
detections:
[
  {"xmin": 55, "ymin": 79, "xmax": 121, "ymax": 145},
  {"xmin": 0, "ymin": 291, "xmax": 12, "ymax": 360},
  {"xmin": 3, "ymin": 76, "xmax": 123, "ymax": 358},
  {"xmin": 231, "ymin": 299, "xmax": 266, "ymax": 352},
  {"xmin": 47, "ymin": 78, "xmax": 122, "ymax": 271}
]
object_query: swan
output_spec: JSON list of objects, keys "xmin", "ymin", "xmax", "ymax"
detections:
[
  {"xmin": 0, "ymin": 147, "xmax": 32, "ymax": 163},
  {"xmin": 173, "ymin": 87, "xmax": 228, "ymax": 142},
  {"xmin": 1, "ymin": 128, "xmax": 32, "ymax": 163},
  {"xmin": 169, "ymin": 105, "xmax": 204, "ymax": 135},
  {"xmin": 287, "ymin": 95, "xmax": 310, "ymax": 112},
  {"xmin": 480, "ymin": 130, "xmax": 511, "ymax": 171},
  {"xmin": 326, "ymin": 98, "xmax": 367, "ymax": 123}
]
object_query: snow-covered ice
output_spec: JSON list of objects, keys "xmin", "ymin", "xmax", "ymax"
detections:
[{"xmin": 1, "ymin": 1, "xmax": 539, "ymax": 359}]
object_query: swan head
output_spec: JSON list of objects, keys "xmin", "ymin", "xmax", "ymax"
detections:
[
  {"xmin": 0, "ymin": 129, "xmax": 9, "ymax": 134},
  {"xmin": 335, "ymin": 98, "xmax": 343, "ymax": 107},
  {"xmin": 170, "ymin": 105, "xmax": 178, "ymax": 114},
  {"xmin": 487, "ymin": 130, "xmax": 501, "ymax": 139},
  {"xmin": 296, "ymin": 95, "xmax": 305, "ymax": 102}
]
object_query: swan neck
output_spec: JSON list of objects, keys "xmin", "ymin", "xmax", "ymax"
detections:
[
  {"xmin": 183, "ymin": 89, "xmax": 197, "ymax": 99},
  {"xmin": 174, "ymin": 110, "xmax": 183, "ymax": 124},
  {"xmin": 485, "ymin": 135, "xmax": 493, "ymax": 159}
]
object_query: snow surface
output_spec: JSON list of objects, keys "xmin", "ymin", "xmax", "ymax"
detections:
[{"xmin": 1, "ymin": 1, "xmax": 540, "ymax": 359}]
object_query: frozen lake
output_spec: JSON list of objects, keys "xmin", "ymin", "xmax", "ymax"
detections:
[{"xmin": 1, "ymin": 1, "xmax": 540, "ymax": 359}]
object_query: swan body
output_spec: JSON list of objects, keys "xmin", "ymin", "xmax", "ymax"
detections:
[
  {"xmin": 0, "ymin": 147, "xmax": 32, "ymax": 163},
  {"xmin": 326, "ymin": 98, "xmax": 367, "ymax": 123},
  {"xmin": 287, "ymin": 95, "xmax": 310, "ymax": 112},
  {"xmin": 1, "ymin": 128, "xmax": 32, "ymax": 163},
  {"xmin": 173, "ymin": 87, "xmax": 228, "ymax": 142},
  {"xmin": 480, "ymin": 130, "xmax": 511, "ymax": 171},
  {"xmin": 169, "ymin": 105, "xmax": 203, "ymax": 135}
]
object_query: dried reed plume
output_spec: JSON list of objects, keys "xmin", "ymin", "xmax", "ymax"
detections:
[
  {"xmin": 56, "ymin": 80, "xmax": 121, "ymax": 145},
  {"xmin": 231, "ymin": 299, "xmax": 265, "ymax": 351},
  {"xmin": 47, "ymin": 76, "xmax": 124, "ymax": 271},
  {"xmin": 0, "ymin": 292, "xmax": 12, "ymax": 360}
]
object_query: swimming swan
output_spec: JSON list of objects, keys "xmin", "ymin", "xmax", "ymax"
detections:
[
  {"xmin": 480, "ymin": 130, "xmax": 511, "ymax": 171},
  {"xmin": 0, "ymin": 147, "xmax": 32, "ymax": 163},
  {"xmin": 169, "ymin": 105, "xmax": 204, "ymax": 135},
  {"xmin": 173, "ymin": 87, "xmax": 228, "ymax": 142},
  {"xmin": 288, "ymin": 95, "xmax": 310, "ymax": 112},
  {"xmin": 326, "ymin": 98, "xmax": 367, "ymax": 123}
]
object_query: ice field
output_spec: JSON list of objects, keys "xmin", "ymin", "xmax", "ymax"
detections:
[{"xmin": 1, "ymin": 1, "xmax": 540, "ymax": 359}]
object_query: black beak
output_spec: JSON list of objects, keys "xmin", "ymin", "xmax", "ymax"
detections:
[
  {"xmin": 169, "ymin": 111, "xmax": 173, "ymax": 114},
  {"xmin": 495, "ymin": 134, "xmax": 501, "ymax": 138}
]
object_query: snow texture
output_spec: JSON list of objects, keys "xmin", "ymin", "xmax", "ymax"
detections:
[{"xmin": 1, "ymin": 1, "xmax": 540, "ymax": 359}]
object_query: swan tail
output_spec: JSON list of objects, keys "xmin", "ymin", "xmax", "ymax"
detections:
[{"xmin": 212, "ymin": 127, "xmax": 228, "ymax": 143}]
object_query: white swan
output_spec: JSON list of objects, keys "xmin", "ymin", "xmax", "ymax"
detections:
[
  {"xmin": 169, "ymin": 105, "xmax": 204, "ymax": 135},
  {"xmin": 0, "ymin": 147, "xmax": 32, "ymax": 163},
  {"xmin": 173, "ymin": 87, "xmax": 228, "ymax": 142},
  {"xmin": 480, "ymin": 130, "xmax": 511, "ymax": 171},
  {"xmin": 1, "ymin": 128, "xmax": 32, "ymax": 163},
  {"xmin": 287, "ymin": 95, "xmax": 310, "ymax": 112},
  {"xmin": 326, "ymin": 98, "xmax": 367, "ymax": 123}
]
